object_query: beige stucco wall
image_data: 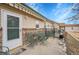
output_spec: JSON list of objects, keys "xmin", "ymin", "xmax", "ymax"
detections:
[
  {"xmin": 45, "ymin": 21, "xmax": 53, "ymax": 28},
  {"xmin": 0, "ymin": 4, "xmax": 45, "ymax": 29},
  {"xmin": 22, "ymin": 15, "xmax": 45, "ymax": 29},
  {"xmin": 65, "ymin": 26, "xmax": 79, "ymax": 31},
  {"xmin": 54, "ymin": 23, "xmax": 59, "ymax": 29}
]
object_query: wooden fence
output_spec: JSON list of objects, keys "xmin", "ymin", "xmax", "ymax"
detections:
[{"xmin": 65, "ymin": 32, "xmax": 79, "ymax": 55}]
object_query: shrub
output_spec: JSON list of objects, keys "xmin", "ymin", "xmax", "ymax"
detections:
[{"xmin": 26, "ymin": 31, "xmax": 48, "ymax": 46}]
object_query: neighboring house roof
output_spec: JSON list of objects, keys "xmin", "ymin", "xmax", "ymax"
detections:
[
  {"xmin": 65, "ymin": 24, "xmax": 79, "ymax": 27},
  {"xmin": 59, "ymin": 24, "xmax": 79, "ymax": 27}
]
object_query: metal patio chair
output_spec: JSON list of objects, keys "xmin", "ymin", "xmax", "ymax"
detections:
[{"xmin": 0, "ymin": 46, "xmax": 10, "ymax": 55}]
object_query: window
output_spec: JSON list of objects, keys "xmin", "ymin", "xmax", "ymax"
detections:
[
  {"xmin": 72, "ymin": 27, "xmax": 73, "ymax": 30},
  {"xmin": 7, "ymin": 29, "xmax": 19, "ymax": 40},
  {"xmin": 36, "ymin": 21, "xmax": 39, "ymax": 28},
  {"xmin": 47, "ymin": 25, "xmax": 49, "ymax": 28},
  {"xmin": 36, "ymin": 24, "xmax": 39, "ymax": 28},
  {"xmin": 7, "ymin": 15, "xmax": 19, "ymax": 40}
]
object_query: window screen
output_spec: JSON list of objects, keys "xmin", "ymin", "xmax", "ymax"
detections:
[{"xmin": 7, "ymin": 15, "xmax": 19, "ymax": 40}]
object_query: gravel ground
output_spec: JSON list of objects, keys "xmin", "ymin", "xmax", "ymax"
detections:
[{"xmin": 20, "ymin": 37, "xmax": 66, "ymax": 55}]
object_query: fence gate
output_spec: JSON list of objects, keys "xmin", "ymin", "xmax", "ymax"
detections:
[{"xmin": 54, "ymin": 28, "xmax": 60, "ymax": 38}]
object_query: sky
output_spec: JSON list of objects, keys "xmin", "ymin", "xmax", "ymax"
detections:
[{"xmin": 26, "ymin": 3, "xmax": 79, "ymax": 24}]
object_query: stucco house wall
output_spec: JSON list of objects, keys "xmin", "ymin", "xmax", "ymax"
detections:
[
  {"xmin": 0, "ymin": 3, "xmax": 56, "ymax": 54},
  {"xmin": 22, "ymin": 14, "xmax": 45, "ymax": 45},
  {"xmin": 65, "ymin": 26, "xmax": 79, "ymax": 31},
  {"xmin": 54, "ymin": 23, "xmax": 59, "ymax": 30},
  {"xmin": 22, "ymin": 15, "xmax": 45, "ymax": 29},
  {"xmin": 0, "ymin": 4, "xmax": 46, "ymax": 54},
  {"xmin": 59, "ymin": 24, "xmax": 79, "ymax": 32},
  {"xmin": 46, "ymin": 21, "xmax": 53, "ymax": 29}
]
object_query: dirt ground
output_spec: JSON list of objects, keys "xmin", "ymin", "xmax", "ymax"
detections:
[{"xmin": 20, "ymin": 37, "xmax": 66, "ymax": 55}]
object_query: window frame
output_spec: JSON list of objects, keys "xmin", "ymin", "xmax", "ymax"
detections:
[{"xmin": 7, "ymin": 15, "xmax": 20, "ymax": 40}]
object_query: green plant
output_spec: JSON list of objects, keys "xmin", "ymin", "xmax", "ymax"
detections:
[
  {"xmin": 27, "ymin": 32, "xmax": 35, "ymax": 46},
  {"xmin": 26, "ymin": 31, "xmax": 53, "ymax": 47},
  {"xmin": 38, "ymin": 32, "xmax": 46, "ymax": 42},
  {"xmin": 45, "ymin": 30, "xmax": 54, "ymax": 37}
]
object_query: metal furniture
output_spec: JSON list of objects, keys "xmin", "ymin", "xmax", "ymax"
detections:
[{"xmin": 0, "ymin": 46, "xmax": 10, "ymax": 55}]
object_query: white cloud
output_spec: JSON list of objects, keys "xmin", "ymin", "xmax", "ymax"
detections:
[
  {"xmin": 26, "ymin": 3, "xmax": 47, "ymax": 17},
  {"xmin": 56, "ymin": 9, "xmax": 71, "ymax": 23},
  {"xmin": 56, "ymin": 3, "xmax": 63, "ymax": 8},
  {"xmin": 26, "ymin": 3, "xmax": 39, "ymax": 11},
  {"xmin": 55, "ymin": 3, "xmax": 78, "ymax": 23},
  {"xmin": 26, "ymin": 3, "xmax": 78, "ymax": 24},
  {"xmin": 52, "ymin": 4, "xmax": 66, "ymax": 17}
]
